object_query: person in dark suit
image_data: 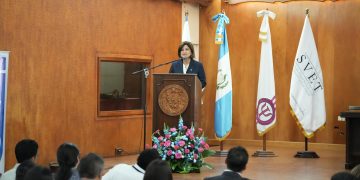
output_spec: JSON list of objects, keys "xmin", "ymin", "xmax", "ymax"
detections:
[
  {"xmin": 204, "ymin": 146, "xmax": 249, "ymax": 180},
  {"xmin": 169, "ymin": 41, "xmax": 207, "ymax": 88}
]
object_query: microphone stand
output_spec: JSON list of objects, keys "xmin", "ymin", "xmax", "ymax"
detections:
[{"xmin": 132, "ymin": 58, "xmax": 181, "ymax": 150}]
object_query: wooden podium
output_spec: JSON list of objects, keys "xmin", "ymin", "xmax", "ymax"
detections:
[
  {"xmin": 340, "ymin": 107, "xmax": 360, "ymax": 169},
  {"xmin": 153, "ymin": 73, "xmax": 201, "ymax": 132}
]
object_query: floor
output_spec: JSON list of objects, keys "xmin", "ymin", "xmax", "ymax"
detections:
[{"xmin": 103, "ymin": 142, "xmax": 347, "ymax": 180}]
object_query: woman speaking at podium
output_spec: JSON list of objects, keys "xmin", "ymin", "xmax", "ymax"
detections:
[{"xmin": 169, "ymin": 41, "xmax": 207, "ymax": 88}]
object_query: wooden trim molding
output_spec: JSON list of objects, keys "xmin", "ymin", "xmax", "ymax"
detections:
[
  {"xmin": 228, "ymin": 0, "xmax": 336, "ymax": 4},
  {"xmin": 96, "ymin": 53, "xmax": 153, "ymax": 118}
]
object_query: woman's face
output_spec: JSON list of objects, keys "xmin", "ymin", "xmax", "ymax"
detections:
[{"xmin": 180, "ymin": 45, "xmax": 192, "ymax": 59}]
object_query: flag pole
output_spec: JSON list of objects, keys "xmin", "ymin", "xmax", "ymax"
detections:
[
  {"xmin": 252, "ymin": 133, "xmax": 277, "ymax": 157},
  {"xmin": 220, "ymin": 140, "xmax": 223, "ymax": 151},
  {"xmin": 295, "ymin": 137, "xmax": 319, "ymax": 158},
  {"xmin": 293, "ymin": 9, "xmax": 320, "ymax": 159},
  {"xmin": 214, "ymin": 140, "xmax": 228, "ymax": 156},
  {"xmin": 263, "ymin": 134, "xmax": 266, "ymax": 151},
  {"xmin": 252, "ymin": 9, "xmax": 276, "ymax": 158},
  {"xmin": 212, "ymin": 11, "xmax": 232, "ymax": 157},
  {"xmin": 305, "ymin": 8, "xmax": 310, "ymax": 16}
]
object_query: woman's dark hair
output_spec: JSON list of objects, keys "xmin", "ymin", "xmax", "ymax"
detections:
[
  {"xmin": 177, "ymin": 41, "xmax": 195, "ymax": 59},
  {"xmin": 24, "ymin": 165, "xmax": 53, "ymax": 180},
  {"xmin": 143, "ymin": 159, "xmax": 172, "ymax": 180},
  {"xmin": 55, "ymin": 143, "xmax": 80, "ymax": 180},
  {"xmin": 16, "ymin": 160, "xmax": 36, "ymax": 180},
  {"xmin": 137, "ymin": 149, "xmax": 160, "ymax": 170}
]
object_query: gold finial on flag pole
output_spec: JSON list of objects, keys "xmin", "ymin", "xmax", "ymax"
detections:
[{"xmin": 305, "ymin": 8, "xmax": 310, "ymax": 18}]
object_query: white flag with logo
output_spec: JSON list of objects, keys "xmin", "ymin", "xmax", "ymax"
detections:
[
  {"xmin": 256, "ymin": 10, "xmax": 277, "ymax": 136},
  {"xmin": 290, "ymin": 15, "xmax": 326, "ymax": 138}
]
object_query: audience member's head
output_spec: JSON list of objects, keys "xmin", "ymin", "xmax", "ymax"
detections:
[
  {"xmin": 331, "ymin": 171, "xmax": 358, "ymax": 180},
  {"xmin": 55, "ymin": 142, "xmax": 80, "ymax": 180},
  {"xmin": 351, "ymin": 164, "xmax": 360, "ymax": 178},
  {"xmin": 143, "ymin": 159, "xmax": 172, "ymax": 180},
  {"xmin": 15, "ymin": 139, "xmax": 38, "ymax": 163},
  {"xmin": 23, "ymin": 165, "xmax": 53, "ymax": 180},
  {"xmin": 16, "ymin": 160, "xmax": 36, "ymax": 180},
  {"xmin": 78, "ymin": 153, "xmax": 104, "ymax": 180},
  {"xmin": 137, "ymin": 149, "xmax": 160, "ymax": 170},
  {"xmin": 225, "ymin": 146, "xmax": 249, "ymax": 173}
]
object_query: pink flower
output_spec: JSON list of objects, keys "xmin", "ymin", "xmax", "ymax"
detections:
[
  {"xmin": 184, "ymin": 149, "xmax": 190, "ymax": 154},
  {"xmin": 170, "ymin": 128, "xmax": 177, "ymax": 132},
  {"xmin": 198, "ymin": 147, "xmax": 204, "ymax": 153},
  {"xmin": 165, "ymin": 134, "xmax": 171, "ymax": 139},
  {"xmin": 158, "ymin": 136, "xmax": 164, "ymax": 141},
  {"xmin": 190, "ymin": 144, "xmax": 194, "ymax": 148},
  {"xmin": 175, "ymin": 152, "xmax": 183, "ymax": 159},
  {"xmin": 198, "ymin": 128, "xmax": 203, "ymax": 132},
  {"xmin": 164, "ymin": 140, "xmax": 171, "ymax": 147},
  {"xmin": 152, "ymin": 144, "xmax": 158, "ymax": 149},
  {"xmin": 204, "ymin": 143, "xmax": 210, "ymax": 149},
  {"xmin": 155, "ymin": 129, "xmax": 160, "ymax": 134},
  {"xmin": 194, "ymin": 153, "xmax": 198, "ymax": 159},
  {"xmin": 189, "ymin": 135, "xmax": 195, "ymax": 140},
  {"xmin": 200, "ymin": 140, "xmax": 206, "ymax": 145},
  {"xmin": 186, "ymin": 129, "xmax": 193, "ymax": 136},
  {"xmin": 174, "ymin": 145, "xmax": 179, "ymax": 150},
  {"xmin": 178, "ymin": 140, "xmax": 185, "ymax": 147},
  {"xmin": 167, "ymin": 150, "xmax": 173, "ymax": 156},
  {"xmin": 182, "ymin": 126, "xmax": 188, "ymax": 130}
]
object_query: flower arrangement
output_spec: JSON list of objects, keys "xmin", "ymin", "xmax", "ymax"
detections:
[{"xmin": 151, "ymin": 116, "xmax": 215, "ymax": 173}]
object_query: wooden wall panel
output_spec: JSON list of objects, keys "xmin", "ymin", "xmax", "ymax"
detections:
[
  {"xmin": 200, "ymin": 1, "xmax": 360, "ymax": 144},
  {"xmin": 0, "ymin": 0, "xmax": 182, "ymax": 169},
  {"xmin": 333, "ymin": 0, "xmax": 360, "ymax": 143},
  {"xmin": 1, "ymin": 0, "xmax": 359, "ymax": 171},
  {"xmin": 199, "ymin": 0, "xmax": 221, "ymax": 140}
]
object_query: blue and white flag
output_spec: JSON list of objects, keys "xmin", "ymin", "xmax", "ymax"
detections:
[
  {"xmin": 256, "ymin": 10, "xmax": 277, "ymax": 136},
  {"xmin": 182, "ymin": 13, "xmax": 191, "ymax": 42},
  {"xmin": 181, "ymin": 13, "xmax": 191, "ymax": 42},
  {"xmin": 290, "ymin": 15, "xmax": 326, "ymax": 138},
  {"xmin": 212, "ymin": 13, "xmax": 232, "ymax": 140},
  {"xmin": 0, "ymin": 51, "xmax": 9, "ymax": 173}
]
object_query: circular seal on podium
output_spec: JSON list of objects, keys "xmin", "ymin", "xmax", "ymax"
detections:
[{"xmin": 158, "ymin": 84, "xmax": 189, "ymax": 116}]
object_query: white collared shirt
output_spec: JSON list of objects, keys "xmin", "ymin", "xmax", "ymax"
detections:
[
  {"xmin": 183, "ymin": 63, "xmax": 189, "ymax": 74},
  {"xmin": 224, "ymin": 169, "xmax": 242, "ymax": 176},
  {"xmin": 1, "ymin": 163, "xmax": 19, "ymax": 180},
  {"xmin": 102, "ymin": 164, "xmax": 144, "ymax": 180}
]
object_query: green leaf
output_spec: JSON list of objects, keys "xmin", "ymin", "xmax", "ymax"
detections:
[
  {"xmin": 202, "ymin": 149, "xmax": 216, "ymax": 158},
  {"xmin": 202, "ymin": 162, "xmax": 214, "ymax": 169}
]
